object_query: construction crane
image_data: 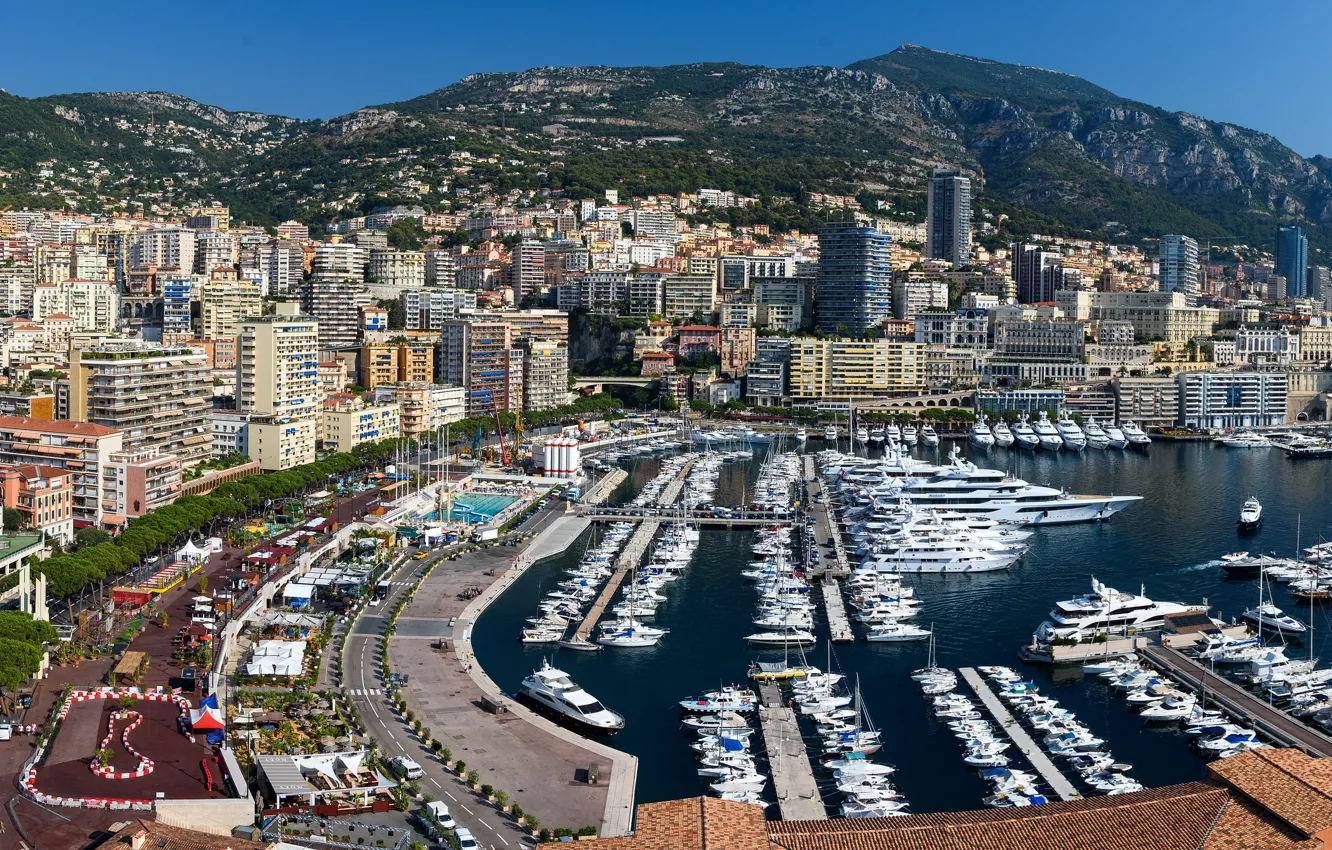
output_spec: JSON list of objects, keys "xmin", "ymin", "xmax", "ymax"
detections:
[{"xmin": 493, "ymin": 409, "xmax": 509, "ymax": 466}]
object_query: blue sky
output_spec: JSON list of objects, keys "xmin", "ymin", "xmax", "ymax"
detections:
[{"xmin": 3, "ymin": 0, "xmax": 1329, "ymax": 156}]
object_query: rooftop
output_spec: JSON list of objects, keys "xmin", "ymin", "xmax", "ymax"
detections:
[{"xmin": 0, "ymin": 415, "xmax": 119, "ymax": 437}]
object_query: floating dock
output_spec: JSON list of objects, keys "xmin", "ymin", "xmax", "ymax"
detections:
[
  {"xmin": 821, "ymin": 580, "xmax": 854, "ymax": 643},
  {"xmin": 1138, "ymin": 643, "xmax": 1332, "ymax": 756},
  {"xmin": 958, "ymin": 667, "xmax": 1081, "ymax": 802},
  {"xmin": 804, "ymin": 457, "xmax": 850, "ymax": 579},
  {"xmin": 574, "ymin": 460, "xmax": 693, "ymax": 642},
  {"xmin": 756, "ymin": 681, "xmax": 826, "ymax": 820}
]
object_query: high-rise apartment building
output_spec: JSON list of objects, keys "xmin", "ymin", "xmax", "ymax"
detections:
[
  {"xmin": 193, "ymin": 230, "xmax": 237, "ymax": 276},
  {"xmin": 509, "ymin": 243, "xmax": 546, "ymax": 301},
  {"xmin": 788, "ymin": 337, "xmax": 926, "ymax": 401},
  {"xmin": 265, "ymin": 240, "xmax": 304, "ymax": 296},
  {"xmin": 359, "ymin": 342, "xmax": 434, "ymax": 388},
  {"xmin": 161, "ymin": 271, "xmax": 199, "ymax": 336},
  {"xmin": 1277, "ymin": 225, "xmax": 1309, "ymax": 298},
  {"xmin": 522, "ymin": 342, "xmax": 569, "ymax": 411},
  {"xmin": 1158, "ymin": 235, "xmax": 1199, "ymax": 302},
  {"xmin": 67, "ymin": 341, "xmax": 212, "ymax": 467},
  {"xmin": 424, "ymin": 250, "xmax": 457, "ymax": 287},
  {"xmin": 32, "ymin": 279, "xmax": 118, "ymax": 332},
  {"xmin": 312, "ymin": 243, "xmax": 368, "ymax": 282},
  {"xmin": 301, "ymin": 277, "xmax": 369, "ymax": 350},
  {"xmin": 926, "ymin": 169, "xmax": 971, "ymax": 266},
  {"xmin": 133, "ymin": 228, "xmax": 196, "ymax": 273},
  {"xmin": 439, "ymin": 322, "xmax": 523, "ymax": 416},
  {"xmin": 236, "ymin": 304, "xmax": 320, "ymax": 470},
  {"xmin": 815, "ymin": 222, "xmax": 893, "ymax": 336},
  {"xmin": 1011, "ymin": 243, "xmax": 1063, "ymax": 304},
  {"xmin": 400, "ymin": 289, "xmax": 476, "ymax": 330},
  {"xmin": 0, "ymin": 416, "xmax": 122, "ymax": 525},
  {"xmin": 200, "ymin": 268, "xmax": 263, "ymax": 340},
  {"xmin": 368, "ymin": 250, "xmax": 425, "ymax": 290}
]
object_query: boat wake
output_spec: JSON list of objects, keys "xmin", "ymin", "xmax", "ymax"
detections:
[{"xmin": 1176, "ymin": 559, "xmax": 1224, "ymax": 574}]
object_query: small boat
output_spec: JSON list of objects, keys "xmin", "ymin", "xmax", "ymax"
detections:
[
  {"xmin": 1238, "ymin": 497, "xmax": 1263, "ymax": 530},
  {"xmin": 869, "ymin": 426, "xmax": 886, "ymax": 444},
  {"xmin": 1241, "ymin": 603, "xmax": 1306, "ymax": 634},
  {"xmin": 1220, "ymin": 551, "xmax": 1292, "ymax": 577},
  {"xmin": 746, "ymin": 630, "xmax": 816, "ymax": 646},
  {"xmin": 558, "ymin": 636, "xmax": 602, "ymax": 652},
  {"xmin": 920, "ymin": 424, "xmax": 940, "ymax": 447},
  {"xmin": 680, "ymin": 687, "xmax": 758, "ymax": 713}
]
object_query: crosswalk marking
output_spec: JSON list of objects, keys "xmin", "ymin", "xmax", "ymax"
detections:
[{"xmin": 348, "ymin": 688, "xmax": 383, "ymax": 696}]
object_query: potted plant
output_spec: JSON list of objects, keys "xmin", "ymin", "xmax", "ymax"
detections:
[{"xmin": 466, "ymin": 770, "xmax": 479, "ymax": 789}]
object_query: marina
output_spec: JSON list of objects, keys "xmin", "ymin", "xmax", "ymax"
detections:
[
  {"xmin": 959, "ymin": 668, "xmax": 1081, "ymax": 802},
  {"xmin": 474, "ymin": 435, "xmax": 1332, "ymax": 813},
  {"xmin": 755, "ymin": 681, "xmax": 827, "ymax": 820}
]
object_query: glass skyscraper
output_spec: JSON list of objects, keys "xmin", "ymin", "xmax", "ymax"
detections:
[
  {"xmin": 1277, "ymin": 225, "xmax": 1309, "ymax": 298},
  {"xmin": 814, "ymin": 221, "xmax": 893, "ymax": 336}
]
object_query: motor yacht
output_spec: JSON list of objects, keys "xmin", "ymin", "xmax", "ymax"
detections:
[
  {"xmin": 517, "ymin": 660, "xmax": 625, "ymax": 733},
  {"xmin": 864, "ymin": 622, "xmax": 932, "ymax": 642},
  {"xmin": 1034, "ymin": 578, "xmax": 1209, "ymax": 643},
  {"xmin": 1032, "ymin": 412, "xmax": 1063, "ymax": 451},
  {"xmin": 901, "ymin": 424, "xmax": 918, "ymax": 446},
  {"xmin": 1082, "ymin": 417, "xmax": 1110, "ymax": 450},
  {"xmin": 1121, "ymin": 421, "xmax": 1151, "ymax": 446},
  {"xmin": 991, "ymin": 420, "xmax": 1015, "ymax": 448},
  {"xmin": 1055, "ymin": 414, "xmax": 1086, "ymax": 451},
  {"xmin": 856, "ymin": 426, "xmax": 870, "ymax": 445},
  {"xmin": 1219, "ymin": 431, "xmax": 1271, "ymax": 448},
  {"xmin": 680, "ymin": 686, "xmax": 757, "ymax": 713},
  {"xmin": 1011, "ymin": 414, "xmax": 1040, "ymax": 449},
  {"xmin": 795, "ymin": 427, "xmax": 807, "ymax": 444},
  {"xmin": 1219, "ymin": 551, "xmax": 1295, "ymax": 577},
  {"xmin": 885, "ymin": 422, "xmax": 902, "ymax": 443},
  {"xmin": 745, "ymin": 629, "xmax": 817, "ymax": 646},
  {"xmin": 1241, "ymin": 602, "xmax": 1306, "ymax": 633},
  {"xmin": 869, "ymin": 426, "xmax": 886, "ymax": 444},
  {"xmin": 1103, "ymin": 422, "xmax": 1129, "ymax": 449},
  {"xmin": 1238, "ymin": 497, "xmax": 1263, "ymax": 530},
  {"xmin": 920, "ymin": 424, "xmax": 940, "ymax": 447},
  {"xmin": 823, "ymin": 424, "xmax": 839, "ymax": 441},
  {"xmin": 969, "ymin": 414, "xmax": 995, "ymax": 448}
]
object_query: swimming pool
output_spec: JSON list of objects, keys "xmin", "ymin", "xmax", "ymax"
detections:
[{"xmin": 424, "ymin": 493, "xmax": 520, "ymax": 524}]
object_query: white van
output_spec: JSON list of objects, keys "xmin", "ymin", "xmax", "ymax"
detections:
[
  {"xmin": 421, "ymin": 800, "xmax": 455, "ymax": 831},
  {"xmin": 392, "ymin": 756, "xmax": 423, "ymax": 780}
]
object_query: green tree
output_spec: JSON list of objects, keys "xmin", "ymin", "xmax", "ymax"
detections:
[
  {"xmin": 2, "ymin": 507, "xmax": 20, "ymax": 532},
  {"xmin": 74, "ymin": 527, "xmax": 111, "ymax": 549}
]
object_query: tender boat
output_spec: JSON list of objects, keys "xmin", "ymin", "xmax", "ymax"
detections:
[
  {"xmin": 1238, "ymin": 497, "xmax": 1263, "ymax": 530},
  {"xmin": 1121, "ymin": 421, "xmax": 1151, "ymax": 446},
  {"xmin": 1033, "ymin": 412, "xmax": 1063, "ymax": 451},
  {"xmin": 517, "ymin": 659, "xmax": 625, "ymax": 733},
  {"xmin": 969, "ymin": 414, "xmax": 995, "ymax": 448}
]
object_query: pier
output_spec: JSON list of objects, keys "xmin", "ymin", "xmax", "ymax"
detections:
[
  {"xmin": 581, "ymin": 511, "xmax": 794, "ymax": 527},
  {"xmin": 580, "ymin": 468, "xmax": 628, "ymax": 504},
  {"xmin": 958, "ymin": 667, "xmax": 1081, "ymax": 802},
  {"xmin": 821, "ymin": 580, "xmax": 854, "ymax": 643},
  {"xmin": 573, "ymin": 459, "xmax": 694, "ymax": 642},
  {"xmin": 804, "ymin": 456, "xmax": 850, "ymax": 579},
  {"xmin": 1138, "ymin": 643, "xmax": 1332, "ymax": 756},
  {"xmin": 756, "ymin": 681, "xmax": 826, "ymax": 821}
]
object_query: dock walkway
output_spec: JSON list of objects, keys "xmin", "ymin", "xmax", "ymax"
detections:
[
  {"xmin": 573, "ymin": 459, "xmax": 694, "ymax": 641},
  {"xmin": 804, "ymin": 457, "xmax": 849, "ymax": 579},
  {"xmin": 1139, "ymin": 643, "xmax": 1332, "ymax": 756},
  {"xmin": 756, "ymin": 681, "xmax": 826, "ymax": 820},
  {"xmin": 581, "ymin": 468, "xmax": 628, "ymax": 505},
  {"xmin": 958, "ymin": 667, "xmax": 1081, "ymax": 802},
  {"xmin": 821, "ymin": 580, "xmax": 854, "ymax": 643}
]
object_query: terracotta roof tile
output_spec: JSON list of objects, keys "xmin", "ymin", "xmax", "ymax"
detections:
[
  {"xmin": 0, "ymin": 415, "xmax": 119, "ymax": 437},
  {"xmin": 1209, "ymin": 748, "xmax": 1332, "ymax": 837}
]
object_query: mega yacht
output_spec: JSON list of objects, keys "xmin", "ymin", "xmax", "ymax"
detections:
[
  {"xmin": 1121, "ymin": 421, "xmax": 1151, "ymax": 446},
  {"xmin": 1082, "ymin": 418, "xmax": 1110, "ymax": 450},
  {"xmin": 1055, "ymin": 414, "xmax": 1086, "ymax": 451},
  {"xmin": 1103, "ymin": 422, "xmax": 1129, "ymax": 449},
  {"xmin": 969, "ymin": 414, "xmax": 995, "ymax": 448},
  {"xmin": 1238, "ymin": 497, "xmax": 1263, "ymax": 530},
  {"xmin": 823, "ymin": 424, "xmax": 839, "ymax": 442},
  {"xmin": 901, "ymin": 424, "xmax": 918, "ymax": 446},
  {"xmin": 1032, "ymin": 412, "xmax": 1063, "ymax": 451},
  {"xmin": 518, "ymin": 660, "xmax": 625, "ymax": 733},
  {"xmin": 841, "ymin": 446, "xmax": 1141, "ymax": 525},
  {"xmin": 920, "ymin": 424, "xmax": 940, "ymax": 447},
  {"xmin": 991, "ymin": 420, "xmax": 1015, "ymax": 448},
  {"xmin": 885, "ymin": 423, "xmax": 902, "ymax": 443},
  {"xmin": 1219, "ymin": 432, "xmax": 1271, "ymax": 448},
  {"xmin": 869, "ymin": 426, "xmax": 886, "ymax": 444},
  {"xmin": 1034, "ymin": 578, "xmax": 1209, "ymax": 643},
  {"xmin": 856, "ymin": 426, "xmax": 870, "ymax": 445},
  {"xmin": 1010, "ymin": 414, "xmax": 1039, "ymax": 450}
]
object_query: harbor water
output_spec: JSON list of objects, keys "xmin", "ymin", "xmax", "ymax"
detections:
[{"xmin": 472, "ymin": 439, "xmax": 1332, "ymax": 813}]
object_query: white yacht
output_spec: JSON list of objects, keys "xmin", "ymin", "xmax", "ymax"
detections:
[
  {"xmin": 1082, "ymin": 417, "xmax": 1110, "ymax": 450},
  {"xmin": 1011, "ymin": 414, "xmax": 1040, "ymax": 450},
  {"xmin": 865, "ymin": 622, "xmax": 932, "ymax": 642},
  {"xmin": 1238, "ymin": 497, "xmax": 1263, "ymax": 530},
  {"xmin": 919, "ymin": 424, "xmax": 940, "ymax": 447},
  {"xmin": 1055, "ymin": 414, "xmax": 1086, "ymax": 451},
  {"xmin": 518, "ymin": 660, "xmax": 625, "ymax": 733},
  {"xmin": 1103, "ymin": 422, "xmax": 1129, "ymax": 450},
  {"xmin": 1219, "ymin": 431, "xmax": 1271, "ymax": 448},
  {"xmin": 1241, "ymin": 602, "xmax": 1306, "ymax": 634},
  {"xmin": 1034, "ymin": 578, "xmax": 1209, "ymax": 643},
  {"xmin": 1121, "ymin": 421, "xmax": 1151, "ymax": 446},
  {"xmin": 885, "ymin": 422, "xmax": 902, "ymax": 443},
  {"xmin": 901, "ymin": 424, "xmax": 918, "ymax": 446},
  {"xmin": 969, "ymin": 413, "xmax": 995, "ymax": 448},
  {"xmin": 823, "ymin": 424, "xmax": 839, "ymax": 442},
  {"xmin": 1032, "ymin": 412, "xmax": 1063, "ymax": 451},
  {"xmin": 856, "ymin": 426, "xmax": 870, "ymax": 445},
  {"xmin": 991, "ymin": 420, "xmax": 1015, "ymax": 448},
  {"xmin": 869, "ymin": 426, "xmax": 886, "ymax": 444},
  {"xmin": 795, "ymin": 427, "xmax": 807, "ymax": 444}
]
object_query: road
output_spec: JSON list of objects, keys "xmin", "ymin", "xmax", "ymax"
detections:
[{"xmin": 342, "ymin": 502, "xmax": 567, "ymax": 848}]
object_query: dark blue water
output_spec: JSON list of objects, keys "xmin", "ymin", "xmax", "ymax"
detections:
[{"xmin": 473, "ymin": 440, "xmax": 1332, "ymax": 813}]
